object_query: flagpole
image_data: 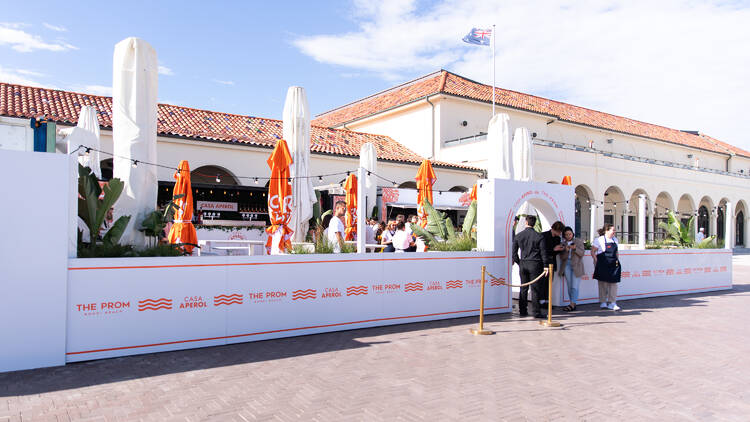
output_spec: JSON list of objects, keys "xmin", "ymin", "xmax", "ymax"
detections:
[{"xmin": 492, "ymin": 24, "xmax": 496, "ymax": 117}]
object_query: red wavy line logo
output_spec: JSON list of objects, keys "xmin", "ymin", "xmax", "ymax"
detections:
[
  {"xmin": 214, "ymin": 294, "xmax": 243, "ymax": 306},
  {"xmin": 138, "ymin": 298, "xmax": 172, "ymax": 311},
  {"xmin": 346, "ymin": 285, "xmax": 368, "ymax": 296},
  {"xmin": 404, "ymin": 282, "xmax": 423, "ymax": 292},
  {"xmin": 446, "ymin": 280, "xmax": 463, "ymax": 289},
  {"xmin": 490, "ymin": 278, "xmax": 504, "ymax": 286},
  {"xmin": 292, "ymin": 289, "xmax": 317, "ymax": 300}
]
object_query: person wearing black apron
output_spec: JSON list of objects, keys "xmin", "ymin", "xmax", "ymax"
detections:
[{"xmin": 592, "ymin": 223, "xmax": 622, "ymax": 311}]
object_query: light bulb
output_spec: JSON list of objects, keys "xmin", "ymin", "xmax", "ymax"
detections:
[
  {"xmin": 254, "ymin": 178, "xmax": 259, "ymax": 184},
  {"xmin": 216, "ymin": 174, "xmax": 221, "ymax": 183},
  {"xmin": 132, "ymin": 160, "xmax": 138, "ymax": 168}
]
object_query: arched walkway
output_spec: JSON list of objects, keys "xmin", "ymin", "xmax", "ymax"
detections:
[
  {"xmin": 626, "ymin": 188, "xmax": 649, "ymax": 244},
  {"xmin": 677, "ymin": 194, "xmax": 695, "ymax": 228},
  {"xmin": 575, "ymin": 184, "xmax": 594, "ymax": 240},
  {"xmin": 603, "ymin": 186, "xmax": 625, "ymax": 239},
  {"xmin": 654, "ymin": 192, "xmax": 675, "ymax": 241},
  {"xmin": 736, "ymin": 200, "xmax": 747, "ymax": 247},
  {"xmin": 191, "ymin": 165, "xmax": 239, "ymax": 185},
  {"xmin": 697, "ymin": 196, "xmax": 714, "ymax": 236}
]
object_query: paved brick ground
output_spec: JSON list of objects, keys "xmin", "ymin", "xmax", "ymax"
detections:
[{"xmin": 2, "ymin": 258, "xmax": 750, "ymax": 421}]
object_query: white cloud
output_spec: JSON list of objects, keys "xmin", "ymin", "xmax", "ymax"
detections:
[
  {"xmin": 212, "ymin": 79, "xmax": 235, "ymax": 85},
  {"xmin": 158, "ymin": 65, "xmax": 174, "ymax": 76},
  {"xmin": 293, "ymin": 0, "xmax": 750, "ymax": 150},
  {"xmin": 84, "ymin": 85, "xmax": 113, "ymax": 96},
  {"xmin": 15, "ymin": 69, "xmax": 45, "ymax": 77},
  {"xmin": 42, "ymin": 22, "xmax": 67, "ymax": 32},
  {"xmin": 0, "ymin": 22, "xmax": 78, "ymax": 52},
  {"xmin": 0, "ymin": 66, "xmax": 53, "ymax": 87}
]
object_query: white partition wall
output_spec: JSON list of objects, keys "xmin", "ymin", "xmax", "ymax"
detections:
[
  {"xmin": 0, "ymin": 150, "xmax": 68, "ymax": 372},
  {"xmin": 66, "ymin": 252, "xmax": 507, "ymax": 361}
]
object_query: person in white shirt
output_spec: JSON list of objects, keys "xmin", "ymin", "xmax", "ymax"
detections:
[
  {"xmin": 381, "ymin": 220, "xmax": 397, "ymax": 252},
  {"xmin": 391, "ymin": 221, "xmax": 414, "ymax": 252},
  {"xmin": 326, "ymin": 201, "xmax": 347, "ymax": 253},
  {"xmin": 696, "ymin": 228, "xmax": 706, "ymax": 243},
  {"xmin": 591, "ymin": 223, "xmax": 622, "ymax": 311}
]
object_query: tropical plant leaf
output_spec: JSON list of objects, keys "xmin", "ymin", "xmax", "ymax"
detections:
[
  {"xmin": 102, "ymin": 216, "xmax": 131, "ymax": 246},
  {"xmin": 696, "ymin": 235, "xmax": 717, "ymax": 248},
  {"xmin": 411, "ymin": 224, "xmax": 437, "ymax": 245},
  {"xmin": 140, "ymin": 210, "xmax": 165, "ymax": 238},
  {"xmin": 462, "ymin": 200, "xmax": 477, "ymax": 235},
  {"xmin": 445, "ymin": 216, "xmax": 456, "ymax": 240},
  {"xmin": 423, "ymin": 198, "xmax": 448, "ymax": 239},
  {"xmin": 95, "ymin": 178, "xmax": 125, "ymax": 229}
]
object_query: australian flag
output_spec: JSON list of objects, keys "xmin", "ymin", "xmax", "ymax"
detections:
[{"xmin": 462, "ymin": 28, "xmax": 492, "ymax": 46}]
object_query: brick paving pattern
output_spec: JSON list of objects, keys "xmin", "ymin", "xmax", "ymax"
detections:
[{"xmin": 2, "ymin": 257, "xmax": 750, "ymax": 421}]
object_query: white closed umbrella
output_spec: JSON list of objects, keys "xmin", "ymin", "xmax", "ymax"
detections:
[
  {"xmin": 64, "ymin": 106, "xmax": 102, "ymax": 257},
  {"xmin": 112, "ymin": 37, "xmax": 159, "ymax": 246},
  {"xmin": 76, "ymin": 106, "xmax": 102, "ymax": 178},
  {"xmin": 486, "ymin": 113, "xmax": 512, "ymax": 180},
  {"xmin": 284, "ymin": 86, "xmax": 317, "ymax": 243},
  {"xmin": 512, "ymin": 127, "xmax": 534, "ymax": 182},
  {"xmin": 359, "ymin": 142, "xmax": 377, "ymax": 219}
]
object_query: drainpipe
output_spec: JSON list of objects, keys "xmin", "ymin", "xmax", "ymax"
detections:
[{"xmin": 425, "ymin": 96, "xmax": 435, "ymax": 159}]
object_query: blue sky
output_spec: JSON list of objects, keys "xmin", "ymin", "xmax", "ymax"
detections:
[
  {"xmin": 0, "ymin": 0, "xmax": 403, "ymax": 119},
  {"xmin": 2, "ymin": 0, "xmax": 750, "ymax": 150}
]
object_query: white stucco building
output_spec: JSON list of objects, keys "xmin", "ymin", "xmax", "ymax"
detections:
[{"xmin": 313, "ymin": 70, "xmax": 750, "ymax": 247}]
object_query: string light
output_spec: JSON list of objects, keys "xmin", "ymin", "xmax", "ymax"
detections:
[
  {"xmin": 254, "ymin": 177, "xmax": 259, "ymax": 184},
  {"xmin": 318, "ymin": 176, "xmax": 323, "ymax": 181},
  {"xmin": 131, "ymin": 160, "xmax": 138, "ymax": 168},
  {"xmin": 84, "ymin": 147, "xmax": 91, "ymax": 156},
  {"xmin": 216, "ymin": 174, "xmax": 221, "ymax": 183}
]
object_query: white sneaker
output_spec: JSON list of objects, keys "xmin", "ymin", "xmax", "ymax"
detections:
[
  {"xmin": 608, "ymin": 303, "xmax": 621, "ymax": 311},
  {"xmin": 600, "ymin": 302, "xmax": 608, "ymax": 309}
]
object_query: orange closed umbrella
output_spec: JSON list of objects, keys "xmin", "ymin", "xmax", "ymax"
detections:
[
  {"xmin": 168, "ymin": 160, "xmax": 198, "ymax": 254},
  {"xmin": 343, "ymin": 173, "xmax": 358, "ymax": 240},
  {"xmin": 265, "ymin": 138, "xmax": 294, "ymax": 254},
  {"xmin": 561, "ymin": 176, "xmax": 572, "ymax": 185},
  {"xmin": 469, "ymin": 183, "xmax": 478, "ymax": 202},
  {"xmin": 415, "ymin": 159, "xmax": 436, "ymax": 228}
]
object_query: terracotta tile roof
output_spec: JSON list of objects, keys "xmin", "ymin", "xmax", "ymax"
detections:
[
  {"xmin": 313, "ymin": 70, "xmax": 750, "ymax": 158},
  {"xmin": 0, "ymin": 82, "xmax": 478, "ymax": 171}
]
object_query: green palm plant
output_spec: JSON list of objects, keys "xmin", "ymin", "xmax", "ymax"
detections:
[
  {"xmin": 658, "ymin": 210, "xmax": 695, "ymax": 247},
  {"xmin": 78, "ymin": 164, "xmax": 130, "ymax": 248},
  {"xmin": 411, "ymin": 198, "xmax": 477, "ymax": 251}
]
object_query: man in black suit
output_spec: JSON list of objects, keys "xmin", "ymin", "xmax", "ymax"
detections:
[
  {"xmin": 541, "ymin": 221, "xmax": 565, "ymax": 302},
  {"xmin": 512, "ymin": 215, "xmax": 550, "ymax": 318}
]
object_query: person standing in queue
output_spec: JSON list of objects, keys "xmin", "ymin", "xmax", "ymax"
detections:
[
  {"xmin": 592, "ymin": 223, "xmax": 622, "ymax": 311},
  {"xmin": 512, "ymin": 215, "xmax": 550, "ymax": 318},
  {"xmin": 541, "ymin": 221, "xmax": 565, "ymax": 303},
  {"xmin": 559, "ymin": 226, "xmax": 585, "ymax": 312}
]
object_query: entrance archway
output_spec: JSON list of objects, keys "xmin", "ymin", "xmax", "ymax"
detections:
[{"xmin": 191, "ymin": 165, "xmax": 239, "ymax": 185}]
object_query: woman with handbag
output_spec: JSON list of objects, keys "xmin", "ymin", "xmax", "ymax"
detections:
[
  {"xmin": 591, "ymin": 223, "xmax": 622, "ymax": 311},
  {"xmin": 559, "ymin": 226, "xmax": 585, "ymax": 311}
]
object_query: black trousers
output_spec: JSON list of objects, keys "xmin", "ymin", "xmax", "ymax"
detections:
[{"xmin": 518, "ymin": 260, "xmax": 544, "ymax": 315}]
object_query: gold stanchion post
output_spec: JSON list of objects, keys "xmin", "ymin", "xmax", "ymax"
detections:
[
  {"xmin": 539, "ymin": 264, "xmax": 562, "ymax": 327},
  {"xmin": 470, "ymin": 265, "xmax": 495, "ymax": 335}
]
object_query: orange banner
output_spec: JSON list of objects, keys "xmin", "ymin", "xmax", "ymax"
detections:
[
  {"xmin": 265, "ymin": 139, "xmax": 294, "ymax": 254},
  {"xmin": 415, "ymin": 159, "xmax": 436, "ymax": 228},
  {"xmin": 561, "ymin": 175, "xmax": 572, "ymax": 185},
  {"xmin": 469, "ymin": 183, "xmax": 478, "ymax": 202},
  {"xmin": 168, "ymin": 160, "xmax": 198, "ymax": 254},
  {"xmin": 343, "ymin": 173, "xmax": 358, "ymax": 241}
]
